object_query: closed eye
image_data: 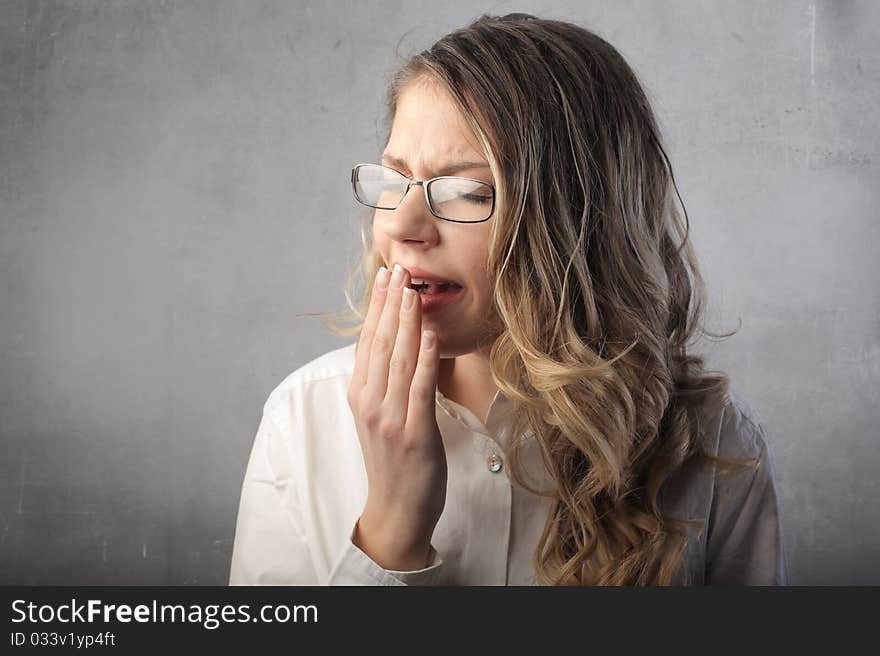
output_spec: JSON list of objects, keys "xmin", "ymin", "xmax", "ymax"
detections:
[{"xmin": 463, "ymin": 193, "xmax": 492, "ymax": 204}]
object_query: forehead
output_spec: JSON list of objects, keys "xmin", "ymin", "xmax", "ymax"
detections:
[{"xmin": 386, "ymin": 78, "xmax": 485, "ymax": 166}]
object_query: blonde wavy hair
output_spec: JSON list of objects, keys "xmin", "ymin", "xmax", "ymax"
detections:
[{"xmin": 317, "ymin": 13, "xmax": 756, "ymax": 585}]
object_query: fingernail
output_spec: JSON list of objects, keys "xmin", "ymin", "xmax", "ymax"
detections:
[
  {"xmin": 423, "ymin": 330, "xmax": 435, "ymax": 350},
  {"xmin": 402, "ymin": 287, "xmax": 416, "ymax": 310},
  {"xmin": 391, "ymin": 263, "xmax": 405, "ymax": 289},
  {"xmin": 376, "ymin": 267, "xmax": 390, "ymax": 291}
]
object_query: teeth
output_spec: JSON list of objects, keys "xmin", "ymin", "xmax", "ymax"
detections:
[{"xmin": 410, "ymin": 277, "xmax": 447, "ymax": 285}]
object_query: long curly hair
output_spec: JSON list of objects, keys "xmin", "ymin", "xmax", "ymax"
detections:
[{"xmin": 318, "ymin": 13, "xmax": 756, "ymax": 585}]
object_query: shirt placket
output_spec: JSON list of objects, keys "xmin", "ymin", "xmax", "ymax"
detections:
[{"xmin": 436, "ymin": 390, "xmax": 513, "ymax": 585}]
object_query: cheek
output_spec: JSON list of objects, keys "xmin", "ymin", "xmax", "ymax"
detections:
[
  {"xmin": 372, "ymin": 232, "xmax": 388, "ymax": 262},
  {"xmin": 465, "ymin": 279, "xmax": 492, "ymax": 309}
]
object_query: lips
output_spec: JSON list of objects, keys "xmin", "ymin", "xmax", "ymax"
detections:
[
  {"xmin": 389, "ymin": 262, "xmax": 463, "ymax": 287},
  {"xmin": 416, "ymin": 283, "xmax": 464, "ymax": 314}
]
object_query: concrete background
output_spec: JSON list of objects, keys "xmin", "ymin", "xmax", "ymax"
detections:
[{"xmin": 1, "ymin": 0, "xmax": 877, "ymax": 584}]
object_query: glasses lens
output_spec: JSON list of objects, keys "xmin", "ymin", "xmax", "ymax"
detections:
[
  {"xmin": 353, "ymin": 164, "xmax": 408, "ymax": 209},
  {"xmin": 428, "ymin": 178, "xmax": 494, "ymax": 222}
]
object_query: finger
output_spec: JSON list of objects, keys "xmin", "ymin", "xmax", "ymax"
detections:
[
  {"xmin": 406, "ymin": 327, "xmax": 440, "ymax": 434},
  {"xmin": 384, "ymin": 284, "xmax": 423, "ymax": 429},
  {"xmin": 365, "ymin": 263, "xmax": 410, "ymax": 404},
  {"xmin": 352, "ymin": 266, "xmax": 391, "ymax": 391}
]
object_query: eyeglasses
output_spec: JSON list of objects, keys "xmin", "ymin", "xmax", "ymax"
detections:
[{"xmin": 351, "ymin": 163, "xmax": 495, "ymax": 223}]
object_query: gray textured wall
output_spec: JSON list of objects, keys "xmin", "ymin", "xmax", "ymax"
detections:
[{"xmin": 1, "ymin": 0, "xmax": 877, "ymax": 585}]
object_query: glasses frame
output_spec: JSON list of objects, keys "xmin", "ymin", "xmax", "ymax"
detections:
[{"xmin": 351, "ymin": 162, "xmax": 496, "ymax": 224}]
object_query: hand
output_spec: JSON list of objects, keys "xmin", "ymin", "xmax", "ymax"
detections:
[{"xmin": 347, "ymin": 263, "xmax": 448, "ymax": 571}]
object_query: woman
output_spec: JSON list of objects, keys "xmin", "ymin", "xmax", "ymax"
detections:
[{"xmin": 229, "ymin": 13, "xmax": 787, "ymax": 585}]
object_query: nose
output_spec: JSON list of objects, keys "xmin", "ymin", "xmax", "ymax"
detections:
[{"xmin": 395, "ymin": 181, "xmax": 430, "ymax": 216}]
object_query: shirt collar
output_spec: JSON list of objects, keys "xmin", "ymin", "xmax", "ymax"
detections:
[{"xmin": 435, "ymin": 387, "xmax": 512, "ymax": 440}]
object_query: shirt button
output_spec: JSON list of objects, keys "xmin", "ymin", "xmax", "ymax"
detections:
[{"xmin": 487, "ymin": 452, "xmax": 503, "ymax": 473}]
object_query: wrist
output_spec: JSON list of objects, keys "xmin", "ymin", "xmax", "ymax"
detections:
[{"xmin": 353, "ymin": 514, "xmax": 433, "ymax": 571}]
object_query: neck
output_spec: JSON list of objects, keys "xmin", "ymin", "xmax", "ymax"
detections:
[{"xmin": 438, "ymin": 344, "xmax": 498, "ymax": 426}]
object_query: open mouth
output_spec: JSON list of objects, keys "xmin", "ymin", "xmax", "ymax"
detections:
[{"xmin": 410, "ymin": 282, "xmax": 463, "ymax": 295}]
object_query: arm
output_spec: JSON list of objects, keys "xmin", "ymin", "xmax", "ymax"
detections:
[
  {"xmin": 229, "ymin": 408, "xmax": 445, "ymax": 585},
  {"xmin": 229, "ymin": 411, "xmax": 319, "ymax": 585},
  {"xmin": 705, "ymin": 424, "xmax": 788, "ymax": 585}
]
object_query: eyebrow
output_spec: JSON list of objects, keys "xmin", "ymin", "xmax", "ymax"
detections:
[{"xmin": 380, "ymin": 153, "xmax": 490, "ymax": 177}]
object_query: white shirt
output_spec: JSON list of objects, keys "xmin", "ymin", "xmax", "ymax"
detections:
[{"xmin": 229, "ymin": 342, "xmax": 787, "ymax": 585}]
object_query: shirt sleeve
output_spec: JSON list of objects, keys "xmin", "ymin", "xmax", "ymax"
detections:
[
  {"xmin": 229, "ymin": 410, "xmax": 320, "ymax": 585},
  {"xmin": 328, "ymin": 518, "xmax": 444, "ymax": 586},
  {"xmin": 229, "ymin": 406, "xmax": 445, "ymax": 586},
  {"xmin": 704, "ymin": 418, "xmax": 788, "ymax": 585}
]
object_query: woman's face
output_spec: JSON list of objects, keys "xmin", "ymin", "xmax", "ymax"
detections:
[{"xmin": 373, "ymin": 77, "xmax": 500, "ymax": 357}]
